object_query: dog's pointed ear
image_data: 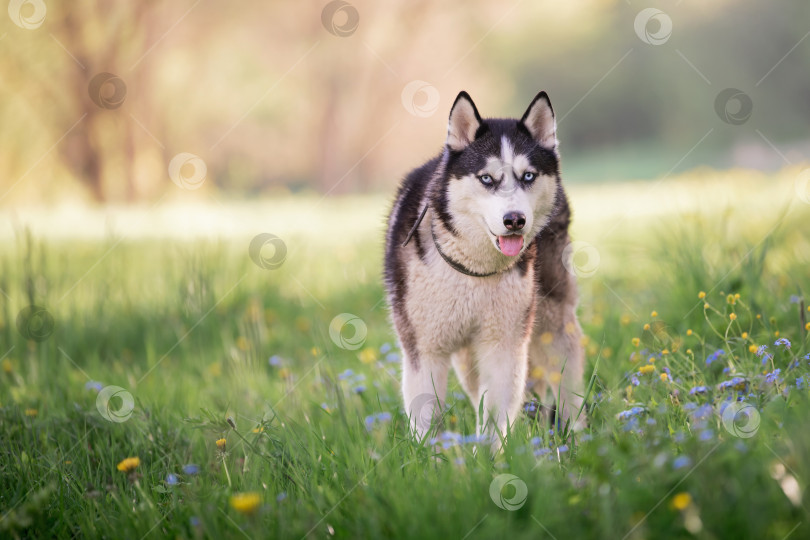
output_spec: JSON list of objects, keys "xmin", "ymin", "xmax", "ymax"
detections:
[
  {"xmin": 446, "ymin": 91, "xmax": 483, "ymax": 151},
  {"xmin": 520, "ymin": 91, "xmax": 557, "ymax": 150}
]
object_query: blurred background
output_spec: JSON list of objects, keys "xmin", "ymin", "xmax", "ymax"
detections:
[{"xmin": 1, "ymin": 0, "xmax": 808, "ymax": 207}]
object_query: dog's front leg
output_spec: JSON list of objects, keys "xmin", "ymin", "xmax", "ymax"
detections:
[
  {"xmin": 401, "ymin": 352, "xmax": 449, "ymax": 442},
  {"xmin": 474, "ymin": 337, "xmax": 530, "ymax": 450}
]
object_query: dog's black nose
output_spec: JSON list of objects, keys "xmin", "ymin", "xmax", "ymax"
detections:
[{"xmin": 503, "ymin": 212, "xmax": 526, "ymax": 231}]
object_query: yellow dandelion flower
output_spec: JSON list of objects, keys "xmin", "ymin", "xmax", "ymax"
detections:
[
  {"xmin": 671, "ymin": 492, "xmax": 692, "ymax": 511},
  {"xmin": 24, "ymin": 408, "xmax": 38, "ymax": 417},
  {"xmin": 686, "ymin": 329, "xmax": 692, "ymax": 336},
  {"xmin": 236, "ymin": 336, "xmax": 249, "ymax": 351},
  {"xmin": 741, "ymin": 332, "xmax": 748, "ymax": 339},
  {"xmin": 548, "ymin": 372, "xmax": 562, "ymax": 384},
  {"xmin": 530, "ymin": 366, "xmax": 545, "ymax": 379},
  {"xmin": 540, "ymin": 332, "xmax": 554, "ymax": 345},
  {"xmin": 774, "ymin": 331, "xmax": 780, "ymax": 337},
  {"xmin": 358, "ymin": 347, "xmax": 377, "ymax": 364},
  {"xmin": 252, "ymin": 427, "xmax": 264, "ymax": 433},
  {"xmin": 748, "ymin": 344, "xmax": 758, "ymax": 353},
  {"xmin": 734, "ymin": 293, "xmax": 741, "ymax": 300},
  {"xmin": 216, "ymin": 438, "xmax": 226, "ymax": 450},
  {"xmin": 310, "ymin": 347, "xmax": 321, "ymax": 357},
  {"xmin": 638, "ymin": 365, "xmax": 655, "ymax": 375},
  {"xmin": 704, "ymin": 303, "xmax": 710, "ymax": 309},
  {"xmin": 116, "ymin": 457, "xmax": 140, "ymax": 472},
  {"xmin": 648, "ymin": 356, "xmax": 656, "ymax": 363},
  {"xmin": 651, "ymin": 310, "xmax": 658, "ymax": 318},
  {"xmin": 620, "ymin": 314, "xmax": 631, "ymax": 326},
  {"xmin": 729, "ymin": 313, "xmax": 737, "ymax": 321},
  {"xmin": 698, "ymin": 291, "xmax": 706, "ymax": 299},
  {"xmin": 660, "ymin": 373, "xmax": 668, "ymax": 382},
  {"xmin": 565, "ymin": 321, "xmax": 578, "ymax": 334},
  {"xmin": 686, "ymin": 349, "xmax": 693, "ymax": 355},
  {"xmin": 631, "ymin": 337, "xmax": 640, "ymax": 347},
  {"xmin": 756, "ymin": 314, "xmax": 762, "ymax": 319},
  {"xmin": 580, "ymin": 335, "xmax": 591, "ymax": 346},
  {"xmin": 2, "ymin": 359, "xmax": 12, "ymax": 373},
  {"xmin": 727, "ymin": 294, "xmax": 735, "ymax": 305},
  {"xmin": 643, "ymin": 323, "xmax": 650, "ymax": 331},
  {"xmin": 229, "ymin": 492, "xmax": 261, "ymax": 514},
  {"xmin": 805, "ymin": 322, "xmax": 810, "ymax": 331},
  {"xmin": 278, "ymin": 367, "xmax": 291, "ymax": 379},
  {"xmin": 661, "ymin": 349, "xmax": 669, "ymax": 355}
]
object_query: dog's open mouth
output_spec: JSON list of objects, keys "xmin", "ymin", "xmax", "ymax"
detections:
[{"xmin": 496, "ymin": 235, "xmax": 524, "ymax": 257}]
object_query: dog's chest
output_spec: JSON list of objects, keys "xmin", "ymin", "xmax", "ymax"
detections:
[{"xmin": 403, "ymin": 252, "xmax": 533, "ymax": 354}]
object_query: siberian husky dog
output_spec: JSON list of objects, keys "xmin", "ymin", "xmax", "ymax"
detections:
[{"xmin": 384, "ymin": 91, "xmax": 585, "ymax": 446}]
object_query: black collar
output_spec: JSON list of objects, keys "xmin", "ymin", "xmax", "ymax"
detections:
[
  {"xmin": 401, "ymin": 203, "xmax": 513, "ymax": 278},
  {"xmin": 430, "ymin": 224, "xmax": 499, "ymax": 277}
]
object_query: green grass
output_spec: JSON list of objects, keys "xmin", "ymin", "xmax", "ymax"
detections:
[{"xmin": 2, "ymin": 172, "xmax": 810, "ymax": 539}]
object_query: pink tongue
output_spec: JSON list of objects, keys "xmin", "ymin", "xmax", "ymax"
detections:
[{"xmin": 498, "ymin": 235, "xmax": 524, "ymax": 256}]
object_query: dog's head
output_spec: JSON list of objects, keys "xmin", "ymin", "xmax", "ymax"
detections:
[{"xmin": 436, "ymin": 91, "xmax": 560, "ymax": 258}]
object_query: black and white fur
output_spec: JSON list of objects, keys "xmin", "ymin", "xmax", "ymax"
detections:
[{"xmin": 384, "ymin": 91, "xmax": 585, "ymax": 447}]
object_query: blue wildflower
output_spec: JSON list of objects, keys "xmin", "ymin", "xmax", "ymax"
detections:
[
  {"xmin": 183, "ymin": 464, "xmax": 200, "ymax": 475},
  {"xmin": 756, "ymin": 345, "xmax": 768, "ymax": 357},
  {"xmin": 338, "ymin": 369, "xmax": 354, "ymax": 380},
  {"xmin": 673, "ymin": 456, "xmax": 692, "ymax": 470},
  {"xmin": 364, "ymin": 412, "xmax": 392, "ymax": 431},
  {"xmin": 557, "ymin": 444, "xmax": 569, "ymax": 452},
  {"xmin": 683, "ymin": 403, "xmax": 697, "ymax": 411},
  {"xmin": 646, "ymin": 417, "xmax": 657, "ymax": 425},
  {"xmin": 631, "ymin": 376, "xmax": 640, "ymax": 386},
  {"xmin": 277, "ymin": 492, "xmax": 287, "ymax": 502},
  {"xmin": 84, "ymin": 381, "xmax": 103, "ymax": 392},
  {"xmin": 530, "ymin": 436, "xmax": 542, "ymax": 446},
  {"xmin": 534, "ymin": 448, "xmax": 552, "ymax": 457},
  {"xmin": 385, "ymin": 352, "xmax": 400, "ymax": 363},
  {"xmin": 797, "ymin": 376, "xmax": 805, "ymax": 389},
  {"xmin": 189, "ymin": 517, "xmax": 201, "ymax": 527},
  {"xmin": 692, "ymin": 404, "xmax": 713, "ymax": 420},
  {"xmin": 268, "ymin": 355, "xmax": 282, "ymax": 366},
  {"xmin": 705, "ymin": 350, "xmax": 725, "ymax": 365},
  {"xmin": 765, "ymin": 369, "xmax": 781, "ymax": 384},
  {"xmin": 699, "ymin": 429, "xmax": 714, "ymax": 442},
  {"xmin": 688, "ymin": 385, "xmax": 708, "ymax": 396},
  {"xmin": 761, "ymin": 353, "xmax": 774, "ymax": 366},
  {"xmin": 166, "ymin": 473, "xmax": 179, "ymax": 486},
  {"xmin": 617, "ymin": 406, "xmax": 644, "ymax": 420},
  {"xmin": 775, "ymin": 338, "xmax": 791, "ymax": 349},
  {"xmin": 353, "ymin": 385, "xmax": 366, "ymax": 394},
  {"xmin": 380, "ymin": 343, "xmax": 392, "ymax": 354}
]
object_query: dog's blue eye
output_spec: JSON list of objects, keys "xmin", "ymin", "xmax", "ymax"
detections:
[
  {"xmin": 479, "ymin": 174, "xmax": 493, "ymax": 185},
  {"xmin": 523, "ymin": 172, "xmax": 536, "ymax": 182}
]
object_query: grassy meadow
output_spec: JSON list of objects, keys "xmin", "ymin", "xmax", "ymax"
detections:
[{"xmin": 2, "ymin": 167, "xmax": 810, "ymax": 539}]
